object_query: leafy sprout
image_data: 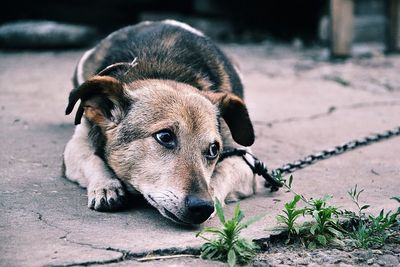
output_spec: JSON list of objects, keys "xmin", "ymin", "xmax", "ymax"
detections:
[
  {"xmin": 276, "ymin": 194, "xmax": 305, "ymax": 243},
  {"xmin": 196, "ymin": 198, "xmax": 263, "ymax": 267},
  {"xmin": 304, "ymin": 196, "xmax": 344, "ymax": 248}
]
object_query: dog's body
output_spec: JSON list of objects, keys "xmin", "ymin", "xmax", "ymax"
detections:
[{"xmin": 63, "ymin": 20, "xmax": 260, "ymax": 224}]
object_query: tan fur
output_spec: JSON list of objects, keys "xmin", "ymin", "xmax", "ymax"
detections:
[
  {"xmin": 216, "ymin": 61, "xmax": 232, "ymax": 92},
  {"xmin": 161, "ymin": 33, "xmax": 179, "ymax": 49}
]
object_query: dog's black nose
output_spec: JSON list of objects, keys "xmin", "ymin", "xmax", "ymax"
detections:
[{"xmin": 185, "ymin": 196, "xmax": 214, "ymax": 224}]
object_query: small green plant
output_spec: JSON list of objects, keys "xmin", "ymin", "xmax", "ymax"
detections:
[
  {"xmin": 348, "ymin": 185, "xmax": 370, "ymax": 218},
  {"xmin": 274, "ymin": 175, "xmax": 399, "ymax": 249},
  {"xmin": 303, "ymin": 196, "xmax": 344, "ymax": 248},
  {"xmin": 350, "ymin": 210, "xmax": 399, "ymax": 248},
  {"xmin": 276, "ymin": 194, "xmax": 305, "ymax": 243},
  {"xmin": 345, "ymin": 186, "xmax": 399, "ymax": 249},
  {"xmin": 274, "ymin": 172, "xmax": 344, "ymax": 247},
  {"xmin": 196, "ymin": 198, "xmax": 262, "ymax": 267},
  {"xmin": 274, "ymin": 171, "xmax": 400, "ymax": 249},
  {"xmin": 274, "ymin": 173, "xmax": 306, "ymax": 201}
]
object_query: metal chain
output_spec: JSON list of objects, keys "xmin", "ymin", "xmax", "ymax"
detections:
[
  {"xmin": 273, "ymin": 126, "xmax": 400, "ymax": 176},
  {"xmin": 220, "ymin": 126, "xmax": 400, "ymax": 192}
]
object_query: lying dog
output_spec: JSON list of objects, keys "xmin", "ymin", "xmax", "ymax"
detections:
[{"xmin": 63, "ymin": 20, "xmax": 259, "ymax": 225}]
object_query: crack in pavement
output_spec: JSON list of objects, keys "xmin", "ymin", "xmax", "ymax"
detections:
[
  {"xmin": 33, "ymin": 210, "xmax": 69, "ymax": 238},
  {"xmin": 52, "ymin": 244, "xmax": 200, "ymax": 267},
  {"xmin": 32, "ymin": 210, "xmax": 201, "ymax": 266},
  {"xmin": 32, "ymin": 210, "xmax": 128, "ymax": 266},
  {"xmin": 254, "ymin": 100, "xmax": 400, "ymax": 128},
  {"xmin": 254, "ymin": 106, "xmax": 336, "ymax": 128}
]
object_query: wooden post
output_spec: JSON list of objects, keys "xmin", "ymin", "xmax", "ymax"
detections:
[
  {"xmin": 387, "ymin": 0, "xmax": 400, "ymax": 53},
  {"xmin": 330, "ymin": 0, "xmax": 354, "ymax": 58}
]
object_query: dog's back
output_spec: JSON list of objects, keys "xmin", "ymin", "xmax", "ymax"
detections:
[{"xmin": 74, "ymin": 20, "xmax": 243, "ymax": 98}]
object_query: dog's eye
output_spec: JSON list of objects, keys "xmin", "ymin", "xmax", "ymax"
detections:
[
  {"xmin": 206, "ymin": 142, "xmax": 220, "ymax": 160},
  {"xmin": 154, "ymin": 130, "xmax": 176, "ymax": 149}
]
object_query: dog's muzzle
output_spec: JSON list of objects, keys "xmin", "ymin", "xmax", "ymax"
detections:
[
  {"xmin": 184, "ymin": 195, "xmax": 214, "ymax": 224},
  {"xmin": 146, "ymin": 193, "xmax": 214, "ymax": 225}
]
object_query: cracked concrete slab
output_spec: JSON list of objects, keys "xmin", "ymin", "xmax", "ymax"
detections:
[{"xmin": 1, "ymin": 45, "xmax": 400, "ymax": 266}]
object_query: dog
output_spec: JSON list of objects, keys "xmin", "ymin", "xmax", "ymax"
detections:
[{"xmin": 63, "ymin": 20, "xmax": 260, "ymax": 225}]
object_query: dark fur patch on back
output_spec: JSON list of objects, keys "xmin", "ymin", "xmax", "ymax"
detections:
[{"xmin": 78, "ymin": 21, "xmax": 244, "ymax": 98}]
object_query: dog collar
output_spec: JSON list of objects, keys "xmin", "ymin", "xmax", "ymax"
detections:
[
  {"xmin": 219, "ymin": 148, "xmax": 283, "ymax": 192},
  {"xmin": 97, "ymin": 58, "xmax": 138, "ymax": 77}
]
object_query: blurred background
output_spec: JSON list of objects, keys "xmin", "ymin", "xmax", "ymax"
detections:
[{"xmin": 0, "ymin": 0, "xmax": 393, "ymax": 53}]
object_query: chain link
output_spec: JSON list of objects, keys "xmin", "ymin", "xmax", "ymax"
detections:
[{"xmin": 273, "ymin": 126, "xmax": 400, "ymax": 176}]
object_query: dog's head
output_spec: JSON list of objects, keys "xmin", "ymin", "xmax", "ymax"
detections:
[{"xmin": 66, "ymin": 76, "xmax": 254, "ymax": 224}]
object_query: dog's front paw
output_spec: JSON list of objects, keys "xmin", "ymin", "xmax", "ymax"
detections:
[{"xmin": 87, "ymin": 179, "xmax": 126, "ymax": 211}]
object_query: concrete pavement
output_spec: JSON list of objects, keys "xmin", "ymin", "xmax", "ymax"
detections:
[{"xmin": 1, "ymin": 44, "xmax": 399, "ymax": 266}]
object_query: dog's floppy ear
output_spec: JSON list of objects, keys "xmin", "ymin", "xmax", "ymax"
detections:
[
  {"xmin": 65, "ymin": 76, "xmax": 129, "ymax": 127},
  {"xmin": 205, "ymin": 92, "xmax": 255, "ymax": 146}
]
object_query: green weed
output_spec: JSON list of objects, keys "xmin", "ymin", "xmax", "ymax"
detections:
[
  {"xmin": 349, "ymin": 210, "xmax": 399, "ymax": 248},
  {"xmin": 274, "ymin": 173, "xmax": 343, "ymax": 247},
  {"xmin": 303, "ymin": 196, "xmax": 344, "ymax": 248},
  {"xmin": 196, "ymin": 198, "xmax": 263, "ymax": 267},
  {"xmin": 275, "ymin": 176, "xmax": 399, "ymax": 249},
  {"xmin": 345, "ymin": 186, "xmax": 399, "ymax": 249},
  {"xmin": 276, "ymin": 194, "xmax": 305, "ymax": 243}
]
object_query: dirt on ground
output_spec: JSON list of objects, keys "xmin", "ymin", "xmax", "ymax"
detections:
[{"xmin": 252, "ymin": 227, "xmax": 400, "ymax": 267}]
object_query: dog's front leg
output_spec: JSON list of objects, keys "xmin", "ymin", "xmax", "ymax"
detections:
[
  {"xmin": 211, "ymin": 153, "xmax": 262, "ymax": 204},
  {"xmin": 210, "ymin": 119, "xmax": 262, "ymax": 204},
  {"xmin": 63, "ymin": 121, "xmax": 126, "ymax": 211}
]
